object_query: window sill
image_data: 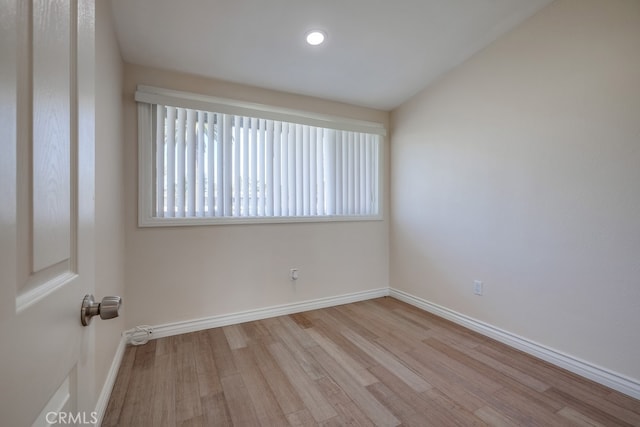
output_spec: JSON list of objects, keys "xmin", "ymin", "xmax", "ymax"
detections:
[{"xmin": 138, "ymin": 214, "xmax": 384, "ymax": 228}]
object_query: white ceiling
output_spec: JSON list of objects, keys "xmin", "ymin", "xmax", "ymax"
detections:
[{"xmin": 110, "ymin": 0, "xmax": 553, "ymax": 111}]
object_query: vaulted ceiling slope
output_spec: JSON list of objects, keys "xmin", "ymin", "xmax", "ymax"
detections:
[{"xmin": 110, "ymin": 0, "xmax": 553, "ymax": 111}]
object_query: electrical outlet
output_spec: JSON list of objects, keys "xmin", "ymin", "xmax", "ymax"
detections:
[
  {"xmin": 473, "ymin": 280, "xmax": 483, "ymax": 296},
  {"xmin": 290, "ymin": 268, "xmax": 299, "ymax": 281}
]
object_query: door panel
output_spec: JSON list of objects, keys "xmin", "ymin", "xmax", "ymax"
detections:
[
  {"xmin": 32, "ymin": 369, "xmax": 77, "ymax": 427},
  {"xmin": 32, "ymin": 0, "xmax": 72, "ymax": 272},
  {"xmin": 0, "ymin": 0, "xmax": 95, "ymax": 426}
]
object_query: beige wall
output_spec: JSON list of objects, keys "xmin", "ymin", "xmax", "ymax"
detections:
[
  {"xmin": 94, "ymin": 0, "xmax": 125, "ymax": 402},
  {"xmin": 123, "ymin": 64, "xmax": 390, "ymax": 327},
  {"xmin": 391, "ymin": 0, "xmax": 640, "ymax": 381}
]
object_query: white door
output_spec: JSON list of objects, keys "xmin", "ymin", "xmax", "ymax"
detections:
[{"xmin": 0, "ymin": 0, "xmax": 96, "ymax": 426}]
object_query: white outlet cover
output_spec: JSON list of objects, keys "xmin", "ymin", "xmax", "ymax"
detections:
[{"xmin": 473, "ymin": 280, "xmax": 483, "ymax": 296}]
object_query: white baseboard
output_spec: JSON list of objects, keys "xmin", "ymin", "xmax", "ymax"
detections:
[
  {"xmin": 129, "ymin": 288, "xmax": 390, "ymax": 342},
  {"xmin": 389, "ymin": 288, "xmax": 640, "ymax": 400},
  {"xmin": 94, "ymin": 336, "xmax": 127, "ymax": 426}
]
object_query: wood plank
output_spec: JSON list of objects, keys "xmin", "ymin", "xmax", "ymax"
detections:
[
  {"xmin": 605, "ymin": 391, "xmax": 640, "ymax": 416},
  {"xmin": 102, "ymin": 345, "xmax": 137, "ymax": 426},
  {"xmin": 476, "ymin": 341, "xmax": 613, "ymax": 397},
  {"xmin": 193, "ymin": 331, "xmax": 223, "ymax": 398},
  {"xmin": 174, "ymin": 334, "xmax": 202, "ymax": 424},
  {"xmin": 386, "ymin": 299, "xmax": 486, "ymax": 346},
  {"xmin": 474, "ymin": 405, "xmax": 518, "ymax": 427},
  {"xmin": 220, "ymin": 373, "xmax": 261, "ymax": 426},
  {"xmin": 151, "ymin": 352, "xmax": 176, "ymax": 426},
  {"xmin": 366, "ymin": 381, "xmax": 430, "ymax": 427},
  {"xmin": 553, "ymin": 387, "xmax": 640, "ymax": 426},
  {"xmin": 557, "ymin": 406, "xmax": 607, "ymax": 427},
  {"xmin": 178, "ymin": 416, "xmax": 205, "ymax": 427},
  {"xmin": 309, "ymin": 317, "xmax": 379, "ymax": 369},
  {"xmin": 200, "ymin": 392, "xmax": 232, "ymax": 427},
  {"xmin": 308, "ymin": 345, "xmax": 400, "ymax": 427},
  {"xmin": 286, "ymin": 408, "xmax": 316, "ymax": 426},
  {"xmin": 279, "ymin": 315, "xmax": 319, "ymax": 349},
  {"xmin": 368, "ymin": 364, "xmax": 438, "ymax": 418},
  {"xmin": 431, "ymin": 332, "xmax": 549, "ymax": 392},
  {"xmin": 316, "ymin": 306, "xmax": 381, "ymax": 342},
  {"xmin": 369, "ymin": 363, "xmax": 484, "ymax": 426},
  {"xmin": 268, "ymin": 341, "xmax": 337, "ymax": 422},
  {"xmin": 408, "ymin": 339, "xmax": 503, "ymax": 395},
  {"xmin": 117, "ymin": 340, "xmax": 157, "ymax": 426},
  {"xmin": 233, "ymin": 347, "xmax": 290, "ymax": 425},
  {"xmin": 392, "ymin": 306, "xmax": 486, "ymax": 349},
  {"xmin": 267, "ymin": 317, "xmax": 327, "ymax": 380},
  {"xmin": 424, "ymin": 337, "xmax": 561, "ymax": 412},
  {"xmin": 316, "ymin": 376, "xmax": 376, "ymax": 427},
  {"xmin": 338, "ymin": 303, "xmax": 419, "ymax": 352},
  {"xmin": 289, "ymin": 312, "xmax": 314, "ymax": 329},
  {"xmin": 249, "ymin": 340, "xmax": 305, "ymax": 415},
  {"xmin": 487, "ymin": 386, "xmax": 575, "ymax": 427},
  {"xmin": 154, "ymin": 334, "xmax": 176, "ymax": 356},
  {"xmin": 361, "ymin": 299, "xmax": 432, "ymax": 340},
  {"xmin": 394, "ymin": 348, "xmax": 487, "ymax": 412},
  {"xmin": 320, "ymin": 416, "xmax": 349, "ymax": 427},
  {"xmin": 207, "ymin": 327, "xmax": 238, "ymax": 378},
  {"xmin": 421, "ymin": 388, "xmax": 489, "ymax": 426},
  {"xmin": 305, "ymin": 326, "xmax": 379, "ymax": 387},
  {"xmin": 372, "ymin": 331, "xmax": 417, "ymax": 356},
  {"xmin": 222, "ymin": 323, "xmax": 248, "ymax": 350},
  {"xmin": 241, "ymin": 319, "xmax": 275, "ymax": 344},
  {"xmin": 544, "ymin": 387, "xmax": 637, "ymax": 427},
  {"xmin": 342, "ymin": 328, "xmax": 431, "ymax": 392}
]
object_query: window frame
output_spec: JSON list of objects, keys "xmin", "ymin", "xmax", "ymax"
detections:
[{"xmin": 136, "ymin": 85, "xmax": 386, "ymax": 227}]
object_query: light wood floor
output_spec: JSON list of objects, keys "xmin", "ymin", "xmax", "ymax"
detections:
[{"xmin": 103, "ymin": 297, "xmax": 640, "ymax": 426}]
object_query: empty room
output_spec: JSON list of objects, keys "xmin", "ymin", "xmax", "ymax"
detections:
[{"xmin": 1, "ymin": 0, "xmax": 639, "ymax": 425}]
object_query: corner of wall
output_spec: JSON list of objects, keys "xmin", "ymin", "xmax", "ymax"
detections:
[{"xmin": 93, "ymin": 0, "xmax": 127, "ymax": 415}]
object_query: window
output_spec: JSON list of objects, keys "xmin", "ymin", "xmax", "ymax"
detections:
[{"xmin": 136, "ymin": 86, "xmax": 385, "ymax": 226}]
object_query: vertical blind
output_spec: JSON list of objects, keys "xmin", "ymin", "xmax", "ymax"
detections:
[{"xmin": 151, "ymin": 104, "xmax": 380, "ymax": 219}]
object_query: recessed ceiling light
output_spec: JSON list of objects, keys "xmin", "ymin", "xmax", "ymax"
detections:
[{"xmin": 306, "ymin": 30, "xmax": 326, "ymax": 46}]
